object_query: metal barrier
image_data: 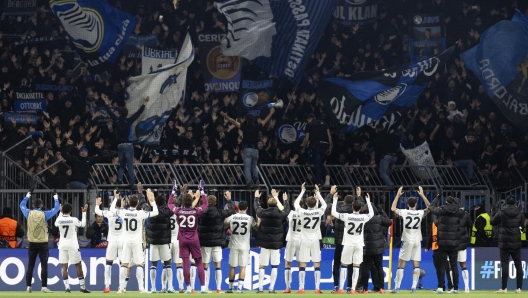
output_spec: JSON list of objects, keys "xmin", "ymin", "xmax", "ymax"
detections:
[
  {"xmin": 90, "ymin": 163, "xmax": 176, "ymax": 188},
  {"xmin": 0, "ymin": 189, "xmax": 88, "ymax": 237}
]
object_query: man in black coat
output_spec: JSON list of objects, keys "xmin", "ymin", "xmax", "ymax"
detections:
[
  {"xmin": 254, "ymin": 189, "xmax": 290, "ymax": 293},
  {"xmin": 61, "ymin": 139, "xmax": 107, "ymax": 189},
  {"xmin": 198, "ymin": 192, "xmax": 235, "ymax": 293},
  {"xmin": 361, "ymin": 204, "xmax": 391, "ymax": 293},
  {"xmin": 146, "ymin": 193, "xmax": 175, "ymax": 293},
  {"xmin": 490, "ymin": 196, "xmax": 525, "ymax": 293},
  {"xmin": 429, "ymin": 196, "xmax": 465, "ymax": 294},
  {"xmin": 449, "ymin": 200, "xmax": 473, "ymax": 293}
]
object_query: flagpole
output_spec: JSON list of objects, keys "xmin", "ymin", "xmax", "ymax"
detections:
[{"xmin": 388, "ymin": 219, "xmax": 394, "ymax": 290}]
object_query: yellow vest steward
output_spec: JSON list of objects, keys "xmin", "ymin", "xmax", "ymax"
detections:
[{"xmin": 470, "ymin": 213, "xmax": 492, "ymax": 244}]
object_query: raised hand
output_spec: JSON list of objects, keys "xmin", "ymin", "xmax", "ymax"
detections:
[
  {"xmin": 365, "ymin": 193, "xmax": 371, "ymax": 201},
  {"xmin": 314, "ymin": 184, "xmax": 319, "ymax": 193},
  {"xmin": 254, "ymin": 189, "xmax": 261, "ymax": 198},
  {"xmin": 418, "ymin": 186, "xmax": 424, "ymax": 196},
  {"xmin": 283, "ymin": 192, "xmax": 288, "ymax": 201},
  {"xmin": 81, "ymin": 204, "xmax": 89, "ymax": 212},
  {"xmin": 301, "ymin": 182, "xmax": 306, "ymax": 190},
  {"xmin": 397, "ymin": 186, "xmax": 404, "ymax": 196},
  {"xmin": 96, "ymin": 198, "xmax": 102, "ymax": 206},
  {"xmin": 356, "ymin": 186, "xmax": 362, "ymax": 197},
  {"xmin": 224, "ymin": 191, "xmax": 232, "ymax": 201},
  {"xmin": 271, "ymin": 189, "xmax": 278, "ymax": 197}
]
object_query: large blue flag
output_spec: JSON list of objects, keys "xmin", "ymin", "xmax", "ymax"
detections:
[
  {"xmin": 318, "ymin": 46, "xmax": 454, "ymax": 134},
  {"xmin": 214, "ymin": 0, "xmax": 339, "ymax": 84},
  {"xmin": 50, "ymin": 0, "xmax": 138, "ymax": 74},
  {"xmin": 461, "ymin": 10, "xmax": 528, "ymax": 132}
]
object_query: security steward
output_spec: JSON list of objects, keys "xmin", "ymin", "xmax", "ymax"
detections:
[
  {"xmin": 490, "ymin": 196, "xmax": 525, "ymax": 293},
  {"xmin": 470, "ymin": 202, "xmax": 492, "ymax": 247},
  {"xmin": 301, "ymin": 113, "xmax": 333, "ymax": 185},
  {"xmin": 0, "ymin": 207, "xmax": 24, "ymax": 248},
  {"xmin": 19, "ymin": 192, "xmax": 60, "ymax": 293}
]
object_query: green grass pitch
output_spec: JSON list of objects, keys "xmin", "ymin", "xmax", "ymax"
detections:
[{"xmin": 0, "ymin": 290, "xmax": 515, "ymax": 297}]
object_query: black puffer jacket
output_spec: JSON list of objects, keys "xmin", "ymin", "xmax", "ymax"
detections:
[
  {"xmin": 491, "ymin": 205, "xmax": 525, "ymax": 251},
  {"xmin": 333, "ymin": 203, "xmax": 354, "ymax": 245},
  {"xmin": 146, "ymin": 204, "xmax": 173, "ymax": 245},
  {"xmin": 364, "ymin": 206, "xmax": 392, "ymax": 255},
  {"xmin": 254, "ymin": 197, "xmax": 290, "ymax": 249},
  {"xmin": 457, "ymin": 211, "xmax": 473, "ymax": 251},
  {"xmin": 429, "ymin": 202, "xmax": 465, "ymax": 249},
  {"xmin": 198, "ymin": 201, "xmax": 235, "ymax": 247}
]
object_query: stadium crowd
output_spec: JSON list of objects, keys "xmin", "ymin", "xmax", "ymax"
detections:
[{"xmin": 0, "ymin": 0, "xmax": 527, "ymax": 191}]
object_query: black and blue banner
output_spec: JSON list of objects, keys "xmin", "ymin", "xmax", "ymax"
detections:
[
  {"xmin": 14, "ymin": 92, "xmax": 46, "ymax": 112},
  {"xmin": 318, "ymin": 46, "xmax": 454, "ymax": 134},
  {"xmin": 333, "ymin": 0, "xmax": 378, "ymax": 27},
  {"xmin": 276, "ymin": 119, "xmax": 306, "ymax": 145},
  {"xmin": 215, "ymin": 0, "xmax": 339, "ymax": 84},
  {"xmin": 3, "ymin": 0, "xmax": 38, "ymax": 15},
  {"xmin": 122, "ymin": 33, "xmax": 159, "ymax": 59},
  {"xmin": 238, "ymin": 79, "xmax": 274, "ymax": 117},
  {"xmin": 410, "ymin": 14, "xmax": 446, "ymax": 62},
  {"xmin": 50, "ymin": 0, "xmax": 138, "ymax": 74},
  {"xmin": 461, "ymin": 10, "xmax": 528, "ymax": 132}
]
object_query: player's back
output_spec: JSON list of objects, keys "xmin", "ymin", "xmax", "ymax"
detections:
[
  {"xmin": 341, "ymin": 212, "xmax": 371, "ymax": 247},
  {"xmin": 120, "ymin": 208, "xmax": 148, "ymax": 244},
  {"xmin": 55, "ymin": 214, "xmax": 83, "ymax": 250},
  {"xmin": 170, "ymin": 214, "xmax": 179, "ymax": 243},
  {"xmin": 175, "ymin": 208, "xmax": 200, "ymax": 242},
  {"xmin": 227, "ymin": 213, "xmax": 254, "ymax": 250},
  {"xmin": 399, "ymin": 209, "xmax": 425, "ymax": 242},
  {"xmin": 102, "ymin": 210, "xmax": 123, "ymax": 242},
  {"xmin": 298, "ymin": 207, "xmax": 324, "ymax": 242},
  {"xmin": 286, "ymin": 212, "xmax": 302, "ymax": 242}
]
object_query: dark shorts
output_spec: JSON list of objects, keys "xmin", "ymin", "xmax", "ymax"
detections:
[{"xmin": 180, "ymin": 239, "xmax": 202, "ymax": 259}]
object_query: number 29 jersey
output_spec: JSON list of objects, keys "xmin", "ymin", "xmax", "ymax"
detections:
[
  {"xmin": 398, "ymin": 209, "xmax": 425, "ymax": 242},
  {"xmin": 336, "ymin": 212, "xmax": 373, "ymax": 247}
]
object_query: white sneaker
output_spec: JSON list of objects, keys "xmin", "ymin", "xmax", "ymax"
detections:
[
  {"xmin": 138, "ymin": 289, "xmax": 149, "ymax": 294},
  {"xmin": 465, "ymin": 288, "xmax": 470, "ymax": 293},
  {"xmin": 446, "ymin": 288, "xmax": 454, "ymax": 294},
  {"xmin": 117, "ymin": 289, "xmax": 124, "ymax": 294},
  {"xmin": 515, "ymin": 289, "xmax": 521, "ymax": 294},
  {"xmin": 41, "ymin": 287, "xmax": 53, "ymax": 293},
  {"xmin": 434, "ymin": 288, "xmax": 443, "ymax": 294},
  {"xmin": 494, "ymin": 289, "xmax": 507, "ymax": 294},
  {"xmin": 27, "ymin": 286, "xmax": 32, "ymax": 293}
]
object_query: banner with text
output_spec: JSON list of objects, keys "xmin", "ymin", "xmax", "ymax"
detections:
[
  {"xmin": 50, "ymin": 0, "xmax": 138, "ymax": 74},
  {"xmin": 410, "ymin": 14, "xmax": 446, "ymax": 62},
  {"xmin": 238, "ymin": 79, "xmax": 274, "ymax": 117},
  {"xmin": 3, "ymin": 112, "xmax": 38, "ymax": 124},
  {"xmin": 14, "ymin": 92, "xmax": 46, "ymax": 112},
  {"xmin": 141, "ymin": 46, "xmax": 178, "ymax": 75},
  {"xmin": 318, "ymin": 46, "xmax": 454, "ymax": 134},
  {"xmin": 198, "ymin": 33, "xmax": 241, "ymax": 92},
  {"xmin": 400, "ymin": 142, "xmax": 439, "ymax": 180},
  {"xmin": 460, "ymin": 10, "xmax": 528, "ymax": 132},
  {"xmin": 3, "ymin": 0, "xmax": 38, "ymax": 15},
  {"xmin": 121, "ymin": 33, "xmax": 158, "ymax": 59},
  {"xmin": 215, "ymin": 0, "xmax": 339, "ymax": 84},
  {"xmin": 333, "ymin": 0, "xmax": 378, "ymax": 27}
]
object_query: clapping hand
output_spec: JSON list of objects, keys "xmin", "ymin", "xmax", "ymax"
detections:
[{"xmin": 81, "ymin": 204, "xmax": 88, "ymax": 212}]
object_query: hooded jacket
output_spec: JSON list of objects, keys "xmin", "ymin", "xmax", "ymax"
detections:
[
  {"xmin": 429, "ymin": 201, "xmax": 465, "ymax": 249},
  {"xmin": 254, "ymin": 197, "xmax": 290, "ymax": 249},
  {"xmin": 363, "ymin": 206, "xmax": 392, "ymax": 255},
  {"xmin": 491, "ymin": 205, "xmax": 525, "ymax": 251},
  {"xmin": 146, "ymin": 204, "xmax": 173, "ymax": 245},
  {"xmin": 198, "ymin": 201, "xmax": 235, "ymax": 247},
  {"xmin": 457, "ymin": 211, "xmax": 473, "ymax": 251}
]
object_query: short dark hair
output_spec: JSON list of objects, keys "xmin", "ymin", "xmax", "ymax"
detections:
[
  {"xmin": 446, "ymin": 196, "xmax": 455, "ymax": 204},
  {"xmin": 238, "ymin": 201, "xmax": 248, "ymax": 211},
  {"xmin": 407, "ymin": 197, "xmax": 417, "ymax": 208},
  {"xmin": 182, "ymin": 194, "xmax": 193, "ymax": 207},
  {"xmin": 32, "ymin": 199, "xmax": 43, "ymax": 208},
  {"xmin": 129, "ymin": 195, "xmax": 139, "ymax": 208},
  {"xmin": 155, "ymin": 194, "xmax": 166, "ymax": 206},
  {"xmin": 115, "ymin": 199, "xmax": 121, "ymax": 208},
  {"xmin": 119, "ymin": 107, "xmax": 128, "ymax": 118},
  {"xmin": 306, "ymin": 196, "xmax": 317, "ymax": 208},
  {"xmin": 344, "ymin": 195, "xmax": 354, "ymax": 204},
  {"xmin": 352, "ymin": 199, "xmax": 362, "ymax": 212},
  {"xmin": 62, "ymin": 203, "xmax": 72, "ymax": 214},
  {"xmin": 506, "ymin": 196, "xmax": 516, "ymax": 205}
]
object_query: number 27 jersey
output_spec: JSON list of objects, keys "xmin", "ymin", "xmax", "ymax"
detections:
[{"xmin": 337, "ymin": 212, "xmax": 373, "ymax": 247}]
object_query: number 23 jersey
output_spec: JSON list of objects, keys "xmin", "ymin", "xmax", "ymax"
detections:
[
  {"xmin": 336, "ymin": 212, "xmax": 373, "ymax": 247},
  {"xmin": 226, "ymin": 213, "xmax": 256, "ymax": 250}
]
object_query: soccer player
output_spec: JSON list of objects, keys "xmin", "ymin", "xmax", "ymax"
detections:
[
  {"xmin": 147, "ymin": 191, "xmax": 175, "ymax": 293},
  {"xmin": 54, "ymin": 203, "xmax": 90, "ymax": 293},
  {"xmin": 168, "ymin": 180, "xmax": 209, "ymax": 294},
  {"xmin": 254, "ymin": 189, "xmax": 290, "ymax": 293},
  {"xmin": 390, "ymin": 186, "xmax": 430, "ymax": 293},
  {"xmin": 113, "ymin": 188, "xmax": 159, "ymax": 293},
  {"xmin": 331, "ymin": 191, "xmax": 374, "ymax": 293},
  {"xmin": 225, "ymin": 200, "xmax": 258, "ymax": 293},
  {"xmin": 283, "ymin": 190, "xmax": 302, "ymax": 293},
  {"xmin": 95, "ymin": 192, "xmax": 123, "ymax": 293},
  {"xmin": 198, "ymin": 190, "xmax": 235, "ymax": 293},
  {"xmin": 295, "ymin": 183, "xmax": 327, "ymax": 294}
]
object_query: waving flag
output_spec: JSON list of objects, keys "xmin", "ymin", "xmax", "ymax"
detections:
[
  {"xmin": 50, "ymin": 0, "xmax": 138, "ymax": 74},
  {"xmin": 215, "ymin": 0, "xmax": 339, "ymax": 84},
  {"xmin": 461, "ymin": 10, "xmax": 528, "ymax": 132},
  {"xmin": 318, "ymin": 46, "xmax": 454, "ymax": 134},
  {"xmin": 125, "ymin": 33, "xmax": 194, "ymax": 145}
]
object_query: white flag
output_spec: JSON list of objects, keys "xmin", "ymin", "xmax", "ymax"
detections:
[
  {"xmin": 141, "ymin": 46, "xmax": 178, "ymax": 75},
  {"xmin": 400, "ymin": 142, "xmax": 440, "ymax": 180},
  {"xmin": 125, "ymin": 33, "xmax": 194, "ymax": 144}
]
